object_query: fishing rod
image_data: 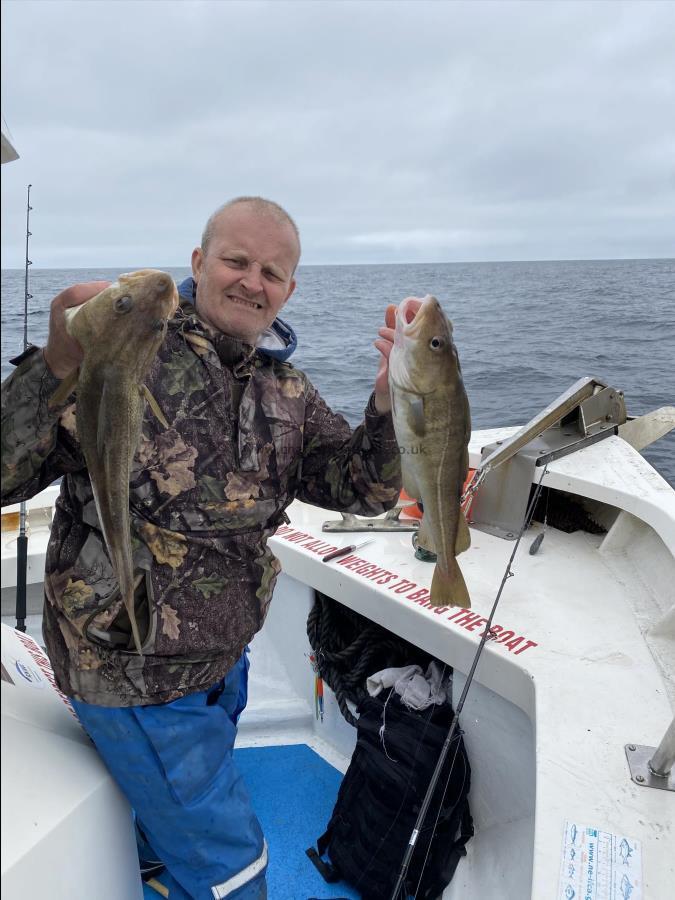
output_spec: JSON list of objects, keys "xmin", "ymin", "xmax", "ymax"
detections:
[
  {"xmin": 389, "ymin": 463, "xmax": 549, "ymax": 900},
  {"xmin": 15, "ymin": 184, "xmax": 33, "ymax": 634}
]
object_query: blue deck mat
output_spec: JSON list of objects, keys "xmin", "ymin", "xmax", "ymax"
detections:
[{"xmin": 143, "ymin": 742, "xmax": 360, "ymax": 899}]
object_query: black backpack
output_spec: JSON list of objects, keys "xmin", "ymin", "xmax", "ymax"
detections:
[{"xmin": 307, "ymin": 691, "xmax": 473, "ymax": 900}]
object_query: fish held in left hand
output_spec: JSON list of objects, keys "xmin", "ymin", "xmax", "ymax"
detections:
[
  {"xmin": 50, "ymin": 269, "xmax": 179, "ymax": 654},
  {"xmin": 388, "ymin": 295, "xmax": 472, "ymax": 608}
]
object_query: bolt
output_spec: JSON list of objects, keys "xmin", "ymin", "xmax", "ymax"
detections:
[
  {"xmin": 635, "ymin": 774, "xmax": 645, "ymax": 783},
  {"xmin": 628, "ymin": 744, "xmax": 636, "ymax": 752}
]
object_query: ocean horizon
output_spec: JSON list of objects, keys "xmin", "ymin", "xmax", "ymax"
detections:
[
  {"xmin": 2, "ymin": 255, "xmax": 672, "ymax": 272},
  {"xmin": 2, "ymin": 258, "xmax": 673, "ymax": 485}
]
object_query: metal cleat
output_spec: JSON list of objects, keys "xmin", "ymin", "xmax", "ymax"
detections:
[{"xmin": 322, "ymin": 504, "xmax": 420, "ymax": 533}]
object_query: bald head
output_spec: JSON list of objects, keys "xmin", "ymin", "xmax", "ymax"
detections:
[
  {"xmin": 191, "ymin": 197, "xmax": 299, "ymax": 343},
  {"xmin": 201, "ymin": 197, "xmax": 301, "ymax": 269}
]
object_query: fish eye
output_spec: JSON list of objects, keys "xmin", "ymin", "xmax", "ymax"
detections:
[
  {"xmin": 429, "ymin": 336, "xmax": 444, "ymax": 351},
  {"xmin": 114, "ymin": 295, "xmax": 133, "ymax": 313}
]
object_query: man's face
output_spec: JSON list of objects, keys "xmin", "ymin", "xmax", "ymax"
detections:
[{"xmin": 191, "ymin": 204, "xmax": 298, "ymax": 344}]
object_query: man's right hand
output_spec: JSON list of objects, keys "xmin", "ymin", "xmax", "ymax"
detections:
[{"xmin": 43, "ymin": 281, "xmax": 110, "ymax": 379}]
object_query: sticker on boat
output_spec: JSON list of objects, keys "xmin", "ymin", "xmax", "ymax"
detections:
[{"xmin": 558, "ymin": 820, "xmax": 642, "ymax": 900}]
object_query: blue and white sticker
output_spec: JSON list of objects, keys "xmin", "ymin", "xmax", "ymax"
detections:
[
  {"xmin": 9, "ymin": 655, "xmax": 46, "ymax": 689},
  {"xmin": 558, "ymin": 821, "xmax": 642, "ymax": 900}
]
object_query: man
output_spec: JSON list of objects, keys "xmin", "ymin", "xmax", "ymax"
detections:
[{"xmin": 1, "ymin": 197, "xmax": 405, "ymax": 899}]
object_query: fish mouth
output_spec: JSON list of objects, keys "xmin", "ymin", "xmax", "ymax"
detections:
[
  {"xmin": 226, "ymin": 294, "xmax": 263, "ymax": 311},
  {"xmin": 398, "ymin": 294, "xmax": 442, "ymax": 337}
]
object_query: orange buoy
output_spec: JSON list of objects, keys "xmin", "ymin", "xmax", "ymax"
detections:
[
  {"xmin": 399, "ymin": 468, "xmax": 477, "ymax": 521},
  {"xmin": 399, "ymin": 489, "xmax": 423, "ymax": 519}
]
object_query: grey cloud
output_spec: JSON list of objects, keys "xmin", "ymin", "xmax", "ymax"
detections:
[{"xmin": 1, "ymin": 0, "xmax": 673, "ymax": 267}]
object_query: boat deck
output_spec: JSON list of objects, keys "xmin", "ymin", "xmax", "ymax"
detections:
[{"xmin": 142, "ymin": 744, "xmax": 359, "ymax": 900}]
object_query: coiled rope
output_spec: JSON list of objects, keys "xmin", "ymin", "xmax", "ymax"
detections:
[{"xmin": 307, "ymin": 590, "xmax": 433, "ymax": 727}]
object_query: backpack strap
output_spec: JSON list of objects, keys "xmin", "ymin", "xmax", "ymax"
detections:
[
  {"xmin": 455, "ymin": 804, "xmax": 474, "ymax": 854},
  {"xmin": 435, "ymin": 804, "xmax": 475, "ymax": 888},
  {"xmin": 306, "ymin": 824, "xmax": 341, "ymax": 884}
]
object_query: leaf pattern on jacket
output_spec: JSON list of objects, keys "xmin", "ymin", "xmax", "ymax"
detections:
[
  {"xmin": 1, "ymin": 305, "xmax": 402, "ymax": 706},
  {"xmin": 139, "ymin": 522, "xmax": 188, "ymax": 569},
  {"xmin": 138, "ymin": 429, "xmax": 198, "ymax": 498}
]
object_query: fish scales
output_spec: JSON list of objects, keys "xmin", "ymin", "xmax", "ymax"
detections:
[
  {"xmin": 50, "ymin": 269, "xmax": 178, "ymax": 653},
  {"xmin": 389, "ymin": 294, "xmax": 472, "ymax": 608}
]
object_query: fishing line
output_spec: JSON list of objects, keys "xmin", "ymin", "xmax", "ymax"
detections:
[
  {"xmin": 411, "ymin": 728, "xmax": 465, "ymax": 900},
  {"xmin": 15, "ymin": 184, "xmax": 33, "ymax": 635},
  {"xmin": 389, "ymin": 463, "xmax": 550, "ymax": 900}
]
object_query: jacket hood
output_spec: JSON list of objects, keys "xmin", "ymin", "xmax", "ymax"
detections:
[{"xmin": 177, "ymin": 276, "xmax": 297, "ymax": 362}]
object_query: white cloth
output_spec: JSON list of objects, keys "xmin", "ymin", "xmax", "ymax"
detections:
[{"xmin": 366, "ymin": 661, "xmax": 448, "ymax": 711}]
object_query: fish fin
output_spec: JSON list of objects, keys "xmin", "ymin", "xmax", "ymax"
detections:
[
  {"xmin": 401, "ymin": 461, "xmax": 421, "ymax": 502},
  {"xmin": 409, "ymin": 397, "xmax": 426, "ymax": 437},
  {"xmin": 455, "ymin": 508, "xmax": 471, "ymax": 555},
  {"xmin": 431, "ymin": 560, "xmax": 471, "ymax": 608},
  {"xmin": 96, "ymin": 382, "xmax": 110, "ymax": 457},
  {"xmin": 141, "ymin": 384, "xmax": 169, "ymax": 429},
  {"xmin": 48, "ymin": 369, "xmax": 79, "ymax": 407},
  {"xmin": 417, "ymin": 516, "xmax": 436, "ymax": 554}
]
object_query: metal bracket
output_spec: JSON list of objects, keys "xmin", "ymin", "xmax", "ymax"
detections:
[
  {"xmin": 322, "ymin": 505, "xmax": 420, "ymax": 533},
  {"xmin": 469, "ymin": 379, "xmax": 627, "ymax": 540},
  {"xmin": 624, "ymin": 744, "xmax": 675, "ymax": 792}
]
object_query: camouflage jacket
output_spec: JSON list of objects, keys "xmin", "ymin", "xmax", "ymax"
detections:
[{"xmin": 1, "ymin": 299, "xmax": 401, "ymax": 706}]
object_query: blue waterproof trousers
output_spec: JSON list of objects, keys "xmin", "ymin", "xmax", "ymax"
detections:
[{"xmin": 72, "ymin": 652, "xmax": 267, "ymax": 899}]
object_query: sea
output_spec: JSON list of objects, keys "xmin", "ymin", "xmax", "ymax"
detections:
[{"xmin": 1, "ymin": 259, "xmax": 673, "ymax": 485}]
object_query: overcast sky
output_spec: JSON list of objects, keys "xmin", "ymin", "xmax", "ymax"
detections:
[{"xmin": 1, "ymin": 0, "xmax": 673, "ymax": 268}]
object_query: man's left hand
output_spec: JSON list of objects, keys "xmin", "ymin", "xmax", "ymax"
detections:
[{"xmin": 373, "ymin": 304, "xmax": 397, "ymax": 414}]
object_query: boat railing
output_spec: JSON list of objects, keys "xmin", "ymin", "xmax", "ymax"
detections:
[
  {"xmin": 625, "ymin": 717, "xmax": 675, "ymax": 792},
  {"xmin": 649, "ymin": 718, "xmax": 675, "ymax": 779}
]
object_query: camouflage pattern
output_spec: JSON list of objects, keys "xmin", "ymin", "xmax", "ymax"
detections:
[{"xmin": 1, "ymin": 300, "xmax": 402, "ymax": 706}]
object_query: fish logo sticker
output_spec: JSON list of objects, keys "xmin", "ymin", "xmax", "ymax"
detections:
[
  {"xmin": 8, "ymin": 655, "xmax": 45, "ymax": 689},
  {"xmin": 619, "ymin": 838, "xmax": 633, "ymax": 865},
  {"xmin": 559, "ymin": 822, "xmax": 643, "ymax": 900},
  {"xmin": 621, "ymin": 874, "xmax": 634, "ymax": 900}
]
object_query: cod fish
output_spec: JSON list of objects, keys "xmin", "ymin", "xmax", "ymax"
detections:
[
  {"xmin": 388, "ymin": 295, "xmax": 472, "ymax": 608},
  {"xmin": 50, "ymin": 269, "xmax": 179, "ymax": 653}
]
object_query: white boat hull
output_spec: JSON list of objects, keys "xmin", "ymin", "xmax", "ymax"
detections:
[{"xmin": 1, "ymin": 427, "xmax": 673, "ymax": 898}]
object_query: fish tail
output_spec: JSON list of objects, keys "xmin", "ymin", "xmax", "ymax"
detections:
[
  {"xmin": 128, "ymin": 603, "xmax": 144, "ymax": 657},
  {"xmin": 430, "ymin": 559, "xmax": 471, "ymax": 608},
  {"xmin": 105, "ymin": 537, "xmax": 144, "ymax": 656},
  {"xmin": 119, "ymin": 565, "xmax": 144, "ymax": 657}
]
